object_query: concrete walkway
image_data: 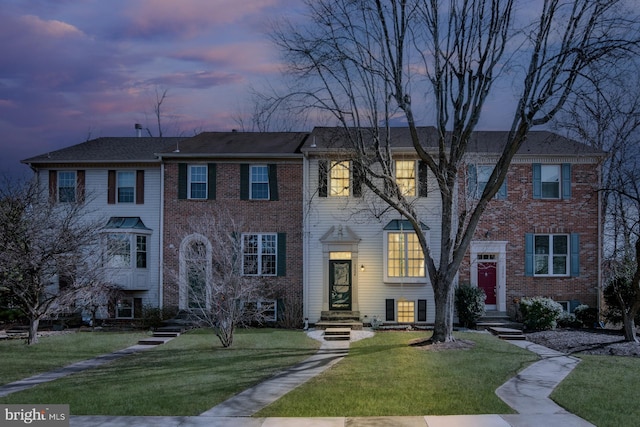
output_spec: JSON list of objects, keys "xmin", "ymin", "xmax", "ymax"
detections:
[{"xmin": 0, "ymin": 330, "xmax": 596, "ymax": 426}]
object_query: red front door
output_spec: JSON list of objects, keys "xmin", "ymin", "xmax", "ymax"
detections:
[{"xmin": 478, "ymin": 262, "xmax": 497, "ymax": 305}]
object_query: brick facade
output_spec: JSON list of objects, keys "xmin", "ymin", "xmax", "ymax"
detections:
[
  {"xmin": 162, "ymin": 160, "xmax": 304, "ymax": 319},
  {"xmin": 459, "ymin": 161, "xmax": 601, "ymax": 317}
]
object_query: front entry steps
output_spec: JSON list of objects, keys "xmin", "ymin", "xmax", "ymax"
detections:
[
  {"xmin": 137, "ymin": 330, "xmax": 180, "ymax": 346},
  {"xmin": 488, "ymin": 326, "xmax": 526, "ymax": 341},
  {"xmin": 317, "ymin": 311, "xmax": 363, "ymax": 330},
  {"xmin": 324, "ymin": 327, "xmax": 351, "ymax": 341}
]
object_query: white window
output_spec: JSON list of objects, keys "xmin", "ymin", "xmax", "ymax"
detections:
[
  {"xmin": 250, "ymin": 165, "xmax": 269, "ymax": 200},
  {"xmin": 116, "ymin": 298, "xmax": 134, "ymax": 318},
  {"xmin": 534, "ymin": 234, "xmax": 569, "ymax": 276},
  {"xmin": 117, "ymin": 171, "xmax": 135, "ymax": 203},
  {"xmin": 540, "ymin": 165, "xmax": 560, "ymax": 199},
  {"xmin": 106, "ymin": 234, "xmax": 148, "ymax": 269},
  {"xmin": 242, "ymin": 233, "xmax": 277, "ymax": 276},
  {"xmin": 189, "ymin": 165, "xmax": 207, "ymax": 199},
  {"xmin": 395, "ymin": 160, "xmax": 416, "ymax": 197},
  {"xmin": 386, "ymin": 231, "xmax": 425, "ymax": 279},
  {"xmin": 397, "ymin": 300, "xmax": 415, "ymax": 323},
  {"xmin": 58, "ymin": 171, "xmax": 76, "ymax": 203},
  {"xmin": 185, "ymin": 240, "xmax": 207, "ymax": 308},
  {"xmin": 330, "ymin": 161, "xmax": 350, "ymax": 197}
]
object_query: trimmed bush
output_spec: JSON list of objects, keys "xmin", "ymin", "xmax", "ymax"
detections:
[
  {"xmin": 455, "ymin": 284, "xmax": 486, "ymax": 328},
  {"xmin": 519, "ymin": 297, "xmax": 563, "ymax": 330},
  {"xmin": 573, "ymin": 304, "xmax": 598, "ymax": 328},
  {"xmin": 556, "ymin": 311, "xmax": 580, "ymax": 328}
]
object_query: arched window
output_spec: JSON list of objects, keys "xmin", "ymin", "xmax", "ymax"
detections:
[{"xmin": 179, "ymin": 234, "xmax": 212, "ymax": 310}]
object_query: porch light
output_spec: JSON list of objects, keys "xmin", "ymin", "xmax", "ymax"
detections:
[{"xmin": 360, "ymin": 264, "xmax": 365, "ymax": 272}]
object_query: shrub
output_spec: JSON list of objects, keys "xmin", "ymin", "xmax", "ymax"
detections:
[
  {"xmin": 519, "ymin": 297, "xmax": 563, "ymax": 330},
  {"xmin": 603, "ymin": 276, "xmax": 640, "ymax": 325},
  {"xmin": 140, "ymin": 306, "xmax": 178, "ymax": 330},
  {"xmin": 455, "ymin": 284, "xmax": 486, "ymax": 328},
  {"xmin": 556, "ymin": 311, "xmax": 580, "ymax": 328},
  {"xmin": 573, "ymin": 304, "xmax": 598, "ymax": 328}
]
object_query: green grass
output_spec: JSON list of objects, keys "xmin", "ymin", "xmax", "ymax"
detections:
[
  {"xmin": 552, "ymin": 355, "xmax": 640, "ymax": 427},
  {"xmin": 0, "ymin": 328, "xmax": 320, "ymax": 416},
  {"xmin": 256, "ymin": 331, "xmax": 537, "ymax": 417},
  {"xmin": 0, "ymin": 331, "xmax": 147, "ymax": 384}
]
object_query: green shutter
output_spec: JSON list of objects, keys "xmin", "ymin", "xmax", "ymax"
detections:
[
  {"xmin": 269, "ymin": 164, "xmax": 279, "ymax": 201},
  {"xmin": 207, "ymin": 163, "xmax": 216, "ymax": 200},
  {"xmin": 532, "ymin": 164, "xmax": 541, "ymax": 199},
  {"xmin": 570, "ymin": 233, "xmax": 580, "ymax": 277},
  {"xmin": 277, "ymin": 233, "xmax": 286, "ymax": 276},
  {"xmin": 525, "ymin": 233, "xmax": 534, "ymax": 276},
  {"xmin": 562, "ymin": 164, "xmax": 571, "ymax": 199},
  {"xmin": 497, "ymin": 176, "xmax": 507, "ymax": 200},
  {"xmin": 468, "ymin": 164, "xmax": 478, "ymax": 199},
  {"xmin": 240, "ymin": 164, "xmax": 249, "ymax": 200},
  {"xmin": 418, "ymin": 161, "xmax": 429, "ymax": 197},
  {"xmin": 318, "ymin": 160, "xmax": 328, "ymax": 197},
  {"xmin": 178, "ymin": 164, "xmax": 187, "ymax": 200}
]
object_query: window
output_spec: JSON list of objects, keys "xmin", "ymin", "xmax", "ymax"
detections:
[
  {"xmin": 115, "ymin": 171, "xmax": 135, "ymax": 203},
  {"xmin": 387, "ymin": 232, "xmax": 425, "ymax": 278},
  {"xmin": 395, "ymin": 160, "xmax": 416, "ymax": 197},
  {"xmin": 58, "ymin": 171, "xmax": 76, "ymax": 203},
  {"xmin": 243, "ymin": 233, "xmax": 277, "ymax": 275},
  {"xmin": 136, "ymin": 236, "xmax": 147, "ymax": 269},
  {"xmin": 469, "ymin": 164, "xmax": 507, "ymax": 200},
  {"xmin": 186, "ymin": 241, "xmax": 207, "ymax": 308},
  {"xmin": 534, "ymin": 234, "xmax": 568, "ymax": 276},
  {"xmin": 189, "ymin": 165, "xmax": 208, "ymax": 199},
  {"xmin": 330, "ymin": 161, "xmax": 351, "ymax": 197},
  {"xmin": 250, "ymin": 165, "xmax": 270, "ymax": 200},
  {"xmin": 106, "ymin": 234, "xmax": 131, "ymax": 268},
  {"xmin": 533, "ymin": 163, "xmax": 571, "ymax": 199},
  {"xmin": 116, "ymin": 298, "xmax": 134, "ymax": 318},
  {"xmin": 397, "ymin": 300, "xmax": 415, "ymax": 323}
]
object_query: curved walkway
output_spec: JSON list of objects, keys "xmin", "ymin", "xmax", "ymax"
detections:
[{"xmin": 0, "ymin": 331, "xmax": 595, "ymax": 427}]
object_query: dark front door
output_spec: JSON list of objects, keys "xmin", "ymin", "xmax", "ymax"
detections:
[
  {"xmin": 329, "ymin": 260, "xmax": 352, "ymax": 310},
  {"xmin": 478, "ymin": 262, "xmax": 497, "ymax": 305}
]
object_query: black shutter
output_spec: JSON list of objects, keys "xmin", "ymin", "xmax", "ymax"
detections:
[
  {"xmin": 418, "ymin": 161, "xmax": 429, "ymax": 197},
  {"xmin": 418, "ymin": 299, "xmax": 427, "ymax": 322},
  {"xmin": 49, "ymin": 170, "xmax": 57, "ymax": 202},
  {"xmin": 136, "ymin": 170, "xmax": 144, "ymax": 204},
  {"xmin": 107, "ymin": 170, "xmax": 116, "ymax": 204},
  {"xmin": 318, "ymin": 160, "xmax": 328, "ymax": 197},
  {"xmin": 352, "ymin": 161, "xmax": 363, "ymax": 197},
  {"xmin": 178, "ymin": 164, "xmax": 187, "ymax": 200},
  {"xmin": 385, "ymin": 299, "xmax": 395, "ymax": 322},
  {"xmin": 240, "ymin": 164, "xmax": 250, "ymax": 200},
  {"xmin": 277, "ymin": 233, "xmax": 286, "ymax": 276},
  {"xmin": 269, "ymin": 164, "xmax": 279, "ymax": 201},
  {"xmin": 77, "ymin": 170, "xmax": 85, "ymax": 204},
  {"xmin": 207, "ymin": 163, "xmax": 216, "ymax": 200}
]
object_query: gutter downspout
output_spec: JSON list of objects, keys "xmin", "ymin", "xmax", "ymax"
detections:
[
  {"xmin": 159, "ymin": 160, "xmax": 165, "ymax": 309},
  {"xmin": 597, "ymin": 158, "xmax": 603, "ymax": 322},
  {"xmin": 302, "ymin": 150, "xmax": 310, "ymax": 325}
]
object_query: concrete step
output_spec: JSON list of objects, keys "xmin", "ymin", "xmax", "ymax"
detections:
[
  {"xmin": 498, "ymin": 334, "xmax": 526, "ymax": 340},
  {"xmin": 324, "ymin": 327, "xmax": 351, "ymax": 341},
  {"xmin": 488, "ymin": 326, "xmax": 526, "ymax": 341},
  {"xmin": 152, "ymin": 331, "xmax": 180, "ymax": 338},
  {"xmin": 315, "ymin": 321, "xmax": 363, "ymax": 330},
  {"xmin": 137, "ymin": 336, "xmax": 174, "ymax": 346}
]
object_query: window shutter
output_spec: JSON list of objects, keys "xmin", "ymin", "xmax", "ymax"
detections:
[
  {"xmin": 525, "ymin": 233, "xmax": 534, "ymax": 276},
  {"xmin": 318, "ymin": 160, "xmax": 328, "ymax": 197},
  {"xmin": 467, "ymin": 164, "xmax": 477, "ymax": 199},
  {"xmin": 417, "ymin": 299, "xmax": 427, "ymax": 322},
  {"xmin": 76, "ymin": 170, "xmax": 85, "ymax": 204},
  {"xmin": 562, "ymin": 163, "xmax": 571, "ymax": 199},
  {"xmin": 240, "ymin": 164, "xmax": 249, "ymax": 200},
  {"xmin": 268, "ymin": 164, "xmax": 279, "ymax": 201},
  {"xmin": 49, "ymin": 170, "xmax": 57, "ymax": 202},
  {"xmin": 136, "ymin": 170, "xmax": 144, "ymax": 204},
  {"xmin": 497, "ymin": 176, "xmax": 507, "ymax": 200},
  {"xmin": 352, "ymin": 161, "xmax": 363, "ymax": 197},
  {"xmin": 418, "ymin": 161, "xmax": 429, "ymax": 197},
  {"xmin": 207, "ymin": 163, "xmax": 216, "ymax": 200},
  {"xmin": 532, "ymin": 164, "xmax": 541, "ymax": 199},
  {"xmin": 277, "ymin": 233, "xmax": 286, "ymax": 276},
  {"xmin": 385, "ymin": 299, "xmax": 395, "ymax": 322},
  {"xmin": 133, "ymin": 298, "xmax": 143, "ymax": 319},
  {"xmin": 107, "ymin": 170, "xmax": 116, "ymax": 204},
  {"xmin": 178, "ymin": 164, "xmax": 187, "ymax": 200},
  {"xmin": 570, "ymin": 233, "xmax": 580, "ymax": 277}
]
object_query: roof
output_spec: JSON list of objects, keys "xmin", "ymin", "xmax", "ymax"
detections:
[
  {"xmin": 303, "ymin": 127, "xmax": 606, "ymax": 157},
  {"xmin": 22, "ymin": 137, "xmax": 185, "ymax": 165},
  {"xmin": 158, "ymin": 132, "xmax": 308, "ymax": 158}
]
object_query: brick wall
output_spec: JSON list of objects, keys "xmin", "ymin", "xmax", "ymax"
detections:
[
  {"xmin": 163, "ymin": 161, "xmax": 304, "ymax": 316},
  {"xmin": 459, "ymin": 162, "xmax": 601, "ymax": 316}
]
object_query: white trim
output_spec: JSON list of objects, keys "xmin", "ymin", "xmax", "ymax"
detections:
[
  {"xmin": 179, "ymin": 233, "xmax": 213, "ymax": 310},
  {"xmin": 383, "ymin": 229, "xmax": 429, "ymax": 284},
  {"xmin": 249, "ymin": 164, "xmax": 270, "ymax": 200},
  {"xmin": 470, "ymin": 241, "xmax": 507, "ymax": 312},
  {"xmin": 187, "ymin": 164, "xmax": 208, "ymax": 200}
]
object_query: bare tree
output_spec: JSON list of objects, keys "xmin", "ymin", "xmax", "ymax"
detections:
[
  {"xmin": 58, "ymin": 281, "xmax": 124, "ymax": 331},
  {"xmin": 174, "ymin": 210, "xmax": 270, "ymax": 348},
  {"xmin": 0, "ymin": 179, "xmax": 105, "ymax": 344},
  {"xmin": 271, "ymin": 0, "xmax": 639, "ymax": 341}
]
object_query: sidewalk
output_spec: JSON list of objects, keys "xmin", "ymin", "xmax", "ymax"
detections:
[{"xmin": 0, "ymin": 330, "xmax": 595, "ymax": 426}]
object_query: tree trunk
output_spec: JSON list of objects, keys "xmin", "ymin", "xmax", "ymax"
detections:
[
  {"xmin": 431, "ymin": 279, "xmax": 456, "ymax": 343},
  {"xmin": 622, "ymin": 311, "xmax": 639, "ymax": 342},
  {"xmin": 27, "ymin": 317, "xmax": 40, "ymax": 345}
]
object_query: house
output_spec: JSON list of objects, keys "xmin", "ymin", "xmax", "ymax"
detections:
[
  {"xmin": 22, "ymin": 137, "xmax": 185, "ymax": 319},
  {"xmin": 157, "ymin": 132, "xmax": 308, "ymax": 323},
  {"xmin": 301, "ymin": 127, "xmax": 604, "ymax": 325}
]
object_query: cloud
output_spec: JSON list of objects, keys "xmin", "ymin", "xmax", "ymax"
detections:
[
  {"xmin": 20, "ymin": 14, "xmax": 85, "ymax": 38},
  {"xmin": 144, "ymin": 71, "xmax": 243, "ymax": 89}
]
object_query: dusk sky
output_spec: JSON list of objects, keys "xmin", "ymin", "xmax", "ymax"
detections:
[{"xmin": 2, "ymin": 0, "xmax": 526, "ymax": 182}]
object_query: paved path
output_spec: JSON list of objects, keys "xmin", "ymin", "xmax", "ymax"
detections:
[{"xmin": 0, "ymin": 330, "xmax": 596, "ymax": 426}]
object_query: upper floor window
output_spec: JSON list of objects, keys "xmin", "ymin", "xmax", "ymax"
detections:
[
  {"xmin": 330, "ymin": 161, "xmax": 351, "ymax": 197},
  {"xmin": 243, "ymin": 233, "xmax": 277, "ymax": 276},
  {"xmin": 533, "ymin": 163, "xmax": 571, "ymax": 200},
  {"xmin": 189, "ymin": 165, "xmax": 208, "ymax": 199},
  {"xmin": 58, "ymin": 171, "xmax": 77, "ymax": 203},
  {"xmin": 468, "ymin": 164, "xmax": 507, "ymax": 200},
  {"xmin": 117, "ymin": 171, "xmax": 135, "ymax": 203},
  {"xmin": 395, "ymin": 160, "xmax": 416, "ymax": 197},
  {"xmin": 250, "ymin": 165, "xmax": 270, "ymax": 200}
]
